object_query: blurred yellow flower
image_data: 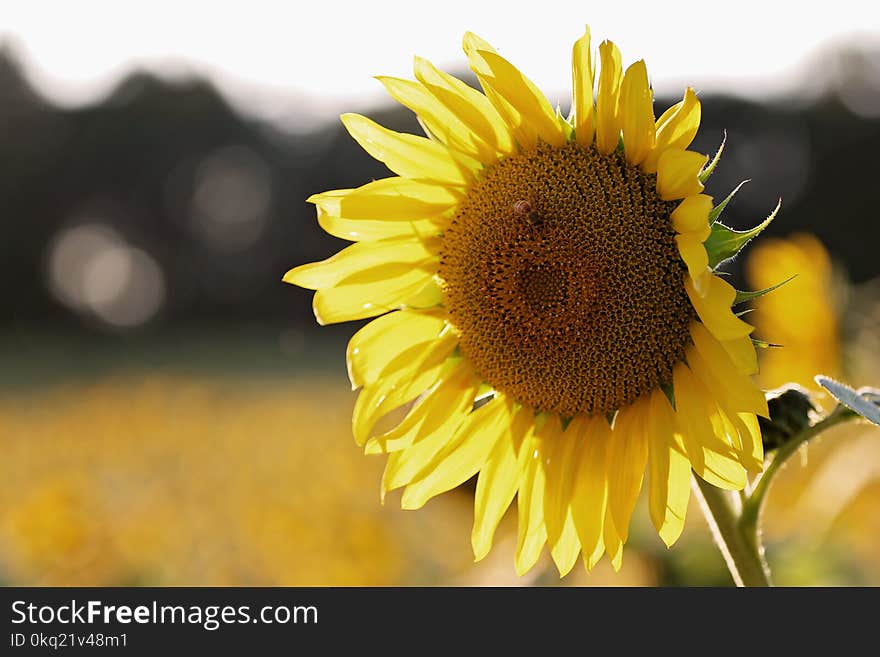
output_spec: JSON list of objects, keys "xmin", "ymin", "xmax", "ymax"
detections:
[
  {"xmin": 746, "ymin": 232, "xmax": 841, "ymax": 396},
  {"xmin": 286, "ymin": 28, "xmax": 770, "ymax": 575}
]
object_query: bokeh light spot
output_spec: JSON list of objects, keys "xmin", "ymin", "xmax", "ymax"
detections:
[
  {"xmin": 47, "ymin": 223, "xmax": 165, "ymax": 328},
  {"xmin": 190, "ymin": 145, "xmax": 272, "ymax": 252}
]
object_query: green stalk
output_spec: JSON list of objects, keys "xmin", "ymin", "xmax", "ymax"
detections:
[
  {"xmin": 695, "ymin": 408, "xmax": 860, "ymax": 587},
  {"xmin": 693, "ymin": 476, "xmax": 771, "ymax": 587},
  {"xmin": 738, "ymin": 409, "xmax": 855, "ymax": 553}
]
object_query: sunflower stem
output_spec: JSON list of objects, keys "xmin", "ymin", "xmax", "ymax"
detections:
[
  {"xmin": 737, "ymin": 408, "xmax": 858, "ymax": 568},
  {"xmin": 693, "ymin": 476, "xmax": 771, "ymax": 587}
]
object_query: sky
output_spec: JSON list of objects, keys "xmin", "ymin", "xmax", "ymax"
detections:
[{"xmin": 2, "ymin": 0, "xmax": 879, "ymax": 126}]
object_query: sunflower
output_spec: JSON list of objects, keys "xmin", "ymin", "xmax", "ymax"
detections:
[
  {"xmin": 285, "ymin": 28, "xmax": 773, "ymax": 576},
  {"xmin": 746, "ymin": 233, "xmax": 840, "ymax": 397}
]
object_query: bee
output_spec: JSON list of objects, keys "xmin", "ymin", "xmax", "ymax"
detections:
[{"xmin": 512, "ymin": 199, "xmax": 543, "ymax": 227}]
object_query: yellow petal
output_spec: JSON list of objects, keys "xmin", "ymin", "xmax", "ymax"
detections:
[
  {"xmin": 413, "ymin": 56, "xmax": 514, "ymax": 156},
  {"xmin": 686, "ymin": 275, "xmax": 755, "ymax": 341},
  {"xmin": 670, "ymin": 194, "xmax": 713, "ymax": 237},
  {"xmin": 706, "ymin": 404, "xmax": 764, "ymax": 473},
  {"xmin": 540, "ymin": 417, "xmax": 568, "ymax": 550},
  {"xmin": 656, "ymin": 149, "xmax": 707, "ymax": 200},
  {"xmin": 721, "ymin": 334, "xmax": 760, "ymax": 376},
  {"xmin": 647, "ymin": 389, "xmax": 691, "ymax": 546},
  {"xmin": 366, "ymin": 358, "xmax": 478, "ymax": 455},
  {"xmin": 476, "ymin": 52, "xmax": 568, "ymax": 148},
  {"xmin": 463, "ymin": 36, "xmax": 566, "ymax": 149},
  {"xmin": 380, "ymin": 369, "xmax": 478, "ymax": 495},
  {"xmin": 311, "ymin": 265, "xmax": 438, "ymax": 325},
  {"xmin": 460, "ymin": 33, "xmax": 536, "ymax": 150},
  {"xmin": 673, "ymin": 363, "xmax": 748, "ymax": 490},
  {"xmin": 403, "ymin": 277, "xmax": 444, "ymax": 310},
  {"xmin": 383, "ymin": 418, "xmax": 462, "ymax": 498},
  {"xmin": 284, "ymin": 236, "xmax": 438, "ymax": 290},
  {"xmin": 341, "ymin": 113, "xmax": 475, "ymax": 185},
  {"xmin": 515, "ymin": 426, "xmax": 548, "ymax": 576},
  {"xmin": 402, "ymin": 395, "xmax": 513, "ymax": 510},
  {"xmin": 352, "ymin": 329, "xmax": 458, "ymax": 445},
  {"xmin": 552, "ymin": 519, "xmax": 581, "ymax": 578},
  {"xmin": 606, "ymin": 395, "xmax": 649, "ymax": 543},
  {"xmin": 569, "ymin": 415, "xmax": 610, "ymax": 571},
  {"xmin": 689, "ymin": 323, "xmax": 769, "ymax": 417},
  {"xmin": 642, "ymin": 87, "xmax": 701, "ymax": 173},
  {"xmin": 541, "ymin": 417, "xmax": 581, "ymax": 577},
  {"xmin": 571, "ymin": 26, "xmax": 595, "ymax": 148},
  {"xmin": 620, "ymin": 60, "xmax": 655, "ymax": 165},
  {"xmin": 461, "ymin": 31, "xmax": 497, "ymax": 54},
  {"xmin": 472, "ymin": 405, "xmax": 532, "ymax": 561},
  {"xmin": 377, "ymin": 75, "xmax": 494, "ymax": 164},
  {"xmin": 603, "ymin": 504, "xmax": 624, "ymax": 571},
  {"xmin": 318, "ymin": 212, "xmax": 441, "ymax": 243},
  {"xmin": 595, "ymin": 40, "xmax": 623, "ymax": 154},
  {"xmin": 729, "ymin": 411, "xmax": 765, "ymax": 473},
  {"xmin": 309, "ymin": 177, "xmax": 462, "ymax": 221},
  {"xmin": 676, "ymin": 233, "xmax": 710, "ymax": 293},
  {"xmin": 347, "ymin": 309, "xmax": 447, "ymax": 389}
]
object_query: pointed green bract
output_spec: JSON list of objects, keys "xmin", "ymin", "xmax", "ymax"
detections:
[
  {"xmin": 752, "ymin": 338, "xmax": 783, "ymax": 349},
  {"xmin": 705, "ymin": 200, "xmax": 781, "ymax": 268},
  {"xmin": 417, "ymin": 116, "xmax": 440, "ymax": 142},
  {"xmin": 815, "ymin": 376, "xmax": 880, "ymax": 426},
  {"xmin": 698, "ymin": 130, "xmax": 726, "ymax": 183},
  {"xmin": 734, "ymin": 275, "xmax": 797, "ymax": 305},
  {"xmin": 708, "ymin": 180, "xmax": 749, "ymax": 225},
  {"xmin": 557, "ymin": 104, "xmax": 575, "ymax": 140},
  {"xmin": 660, "ymin": 380, "xmax": 676, "ymax": 410},
  {"xmin": 605, "ymin": 410, "xmax": 617, "ymax": 427}
]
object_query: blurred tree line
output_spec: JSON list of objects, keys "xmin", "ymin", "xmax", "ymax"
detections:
[{"xmin": 1, "ymin": 46, "xmax": 878, "ymax": 332}]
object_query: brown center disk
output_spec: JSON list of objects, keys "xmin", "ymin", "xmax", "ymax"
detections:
[{"xmin": 438, "ymin": 142, "xmax": 695, "ymax": 416}]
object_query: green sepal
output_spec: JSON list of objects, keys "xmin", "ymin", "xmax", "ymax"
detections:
[
  {"xmin": 734, "ymin": 275, "xmax": 797, "ymax": 305},
  {"xmin": 706, "ymin": 200, "xmax": 781, "ymax": 268},
  {"xmin": 815, "ymin": 376, "xmax": 880, "ymax": 426},
  {"xmin": 605, "ymin": 410, "xmax": 618, "ymax": 428},
  {"xmin": 472, "ymin": 389, "xmax": 495, "ymax": 411},
  {"xmin": 660, "ymin": 380, "xmax": 676, "ymax": 411},
  {"xmin": 709, "ymin": 180, "xmax": 749, "ymax": 225},
  {"xmin": 558, "ymin": 104, "xmax": 575, "ymax": 141},
  {"xmin": 417, "ymin": 117, "xmax": 440, "ymax": 142},
  {"xmin": 759, "ymin": 385, "xmax": 817, "ymax": 450},
  {"xmin": 564, "ymin": 101, "xmax": 575, "ymax": 125},
  {"xmin": 699, "ymin": 130, "xmax": 726, "ymax": 183},
  {"xmin": 752, "ymin": 338, "xmax": 783, "ymax": 349}
]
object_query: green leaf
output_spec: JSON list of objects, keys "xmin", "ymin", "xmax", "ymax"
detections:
[
  {"xmin": 705, "ymin": 199, "xmax": 781, "ymax": 268},
  {"xmin": 709, "ymin": 180, "xmax": 749, "ymax": 225},
  {"xmin": 734, "ymin": 275, "xmax": 797, "ymax": 305},
  {"xmin": 699, "ymin": 131, "xmax": 726, "ymax": 183},
  {"xmin": 815, "ymin": 376, "xmax": 880, "ymax": 426}
]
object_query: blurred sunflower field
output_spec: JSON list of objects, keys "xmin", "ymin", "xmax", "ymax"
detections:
[
  {"xmin": 3, "ymin": 27, "xmax": 880, "ymax": 584},
  {"xmin": 1, "ymin": 233, "xmax": 879, "ymax": 586}
]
